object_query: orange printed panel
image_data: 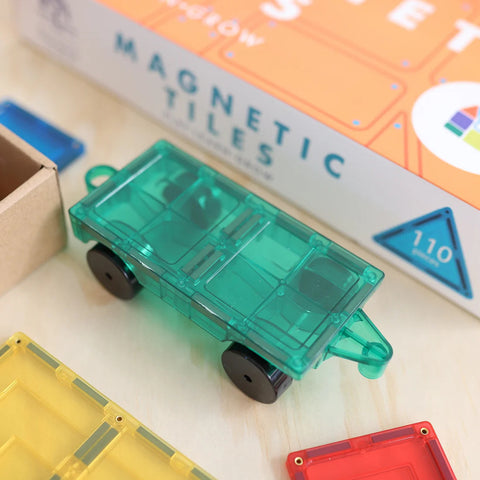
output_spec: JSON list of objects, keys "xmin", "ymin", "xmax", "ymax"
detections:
[
  {"xmin": 298, "ymin": 0, "xmax": 478, "ymax": 71},
  {"xmin": 94, "ymin": 0, "xmax": 168, "ymax": 23},
  {"xmin": 432, "ymin": 40, "xmax": 480, "ymax": 83},
  {"xmin": 149, "ymin": 0, "xmax": 262, "ymax": 54},
  {"xmin": 210, "ymin": 21, "xmax": 404, "ymax": 130},
  {"xmin": 97, "ymin": 0, "xmax": 480, "ymax": 208}
]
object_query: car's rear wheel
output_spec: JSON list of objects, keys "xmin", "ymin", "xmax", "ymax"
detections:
[
  {"xmin": 86, "ymin": 243, "xmax": 141, "ymax": 300},
  {"xmin": 221, "ymin": 343, "xmax": 293, "ymax": 403}
]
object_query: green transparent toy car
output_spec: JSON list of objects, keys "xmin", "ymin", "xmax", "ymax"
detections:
[{"xmin": 69, "ymin": 141, "xmax": 392, "ymax": 403}]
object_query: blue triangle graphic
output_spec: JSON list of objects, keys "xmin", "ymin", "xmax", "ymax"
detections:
[{"xmin": 374, "ymin": 208, "xmax": 472, "ymax": 299}]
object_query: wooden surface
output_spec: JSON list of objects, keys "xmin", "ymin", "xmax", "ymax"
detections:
[{"xmin": 0, "ymin": 2, "xmax": 479, "ymax": 479}]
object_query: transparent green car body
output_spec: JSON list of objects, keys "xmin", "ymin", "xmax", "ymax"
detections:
[{"xmin": 70, "ymin": 141, "xmax": 392, "ymax": 400}]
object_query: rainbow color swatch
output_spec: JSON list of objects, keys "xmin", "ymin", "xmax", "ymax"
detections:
[{"xmin": 445, "ymin": 106, "xmax": 480, "ymax": 151}]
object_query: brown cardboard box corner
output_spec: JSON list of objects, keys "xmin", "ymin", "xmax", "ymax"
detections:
[{"xmin": 0, "ymin": 124, "xmax": 66, "ymax": 295}]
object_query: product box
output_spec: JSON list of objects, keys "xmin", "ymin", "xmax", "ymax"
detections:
[
  {"xmin": 0, "ymin": 124, "xmax": 66, "ymax": 295},
  {"xmin": 14, "ymin": 1, "xmax": 480, "ymax": 316}
]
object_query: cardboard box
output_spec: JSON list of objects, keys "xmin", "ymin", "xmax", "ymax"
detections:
[
  {"xmin": 14, "ymin": 1, "xmax": 480, "ymax": 316},
  {"xmin": 0, "ymin": 124, "xmax": 66, "ymax": 295}
]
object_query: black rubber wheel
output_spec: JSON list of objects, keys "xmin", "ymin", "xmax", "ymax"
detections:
[
  {"xmin": 86, "ymin": 243, "xmax": 141, "ymax": 300},
  {"xmin": 222, "ymin": 343, "xmax": 293, "ymax": 404}
]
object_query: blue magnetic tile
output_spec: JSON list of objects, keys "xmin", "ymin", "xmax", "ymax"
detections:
[{"xmin": 0, "ymin": 100, "xmax": 84, "ymax": 171}]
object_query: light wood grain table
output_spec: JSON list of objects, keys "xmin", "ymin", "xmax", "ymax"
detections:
[{"xmin": 0, "ymin": 2, "xmax": 479, "ymax": 479}]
